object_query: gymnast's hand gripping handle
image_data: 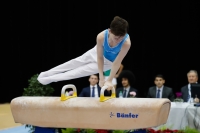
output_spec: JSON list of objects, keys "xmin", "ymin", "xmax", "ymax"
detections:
[
  {"xmin": 61, "ymin": 84, "xmax": 77, "ymax": 101},
  {"xmin": 100, "ymin": 86, "xmax": 116, "ymax": 102}
]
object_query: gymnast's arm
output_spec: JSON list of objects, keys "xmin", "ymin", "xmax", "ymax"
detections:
[
  {"xmin": 115, "ymin": 64, "xmax": 124, "ymax": 78},
  {"xmin": 105, "ymin": 39, "xmax": 131, "ymax": 88},
  {"xmin": 96, "ymin": 32, "xmax": 105, "ymax": 87}
]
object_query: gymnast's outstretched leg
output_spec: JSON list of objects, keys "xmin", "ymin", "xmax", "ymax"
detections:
[
  {"xmin": 37, "ymin": 46, "xmax": 97, "ymax": 85},
  {"xmin": 37, "ymin": 45, "xmax": 113, "ymax": 85},
  {"xmin": 38, "ymin": 62, "xmax": 112, "ymax": 84}
]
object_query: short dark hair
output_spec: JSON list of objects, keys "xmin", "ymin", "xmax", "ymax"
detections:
[
  {"xmin": 90, "ymin": 74, "xmax": 99, "ymax": 79},
  {"xmin": 154, "ymin": 74, "xmax": 165, "ymax": 80},
  {"xmin": 110, "ymin": 16, "xmax": 129, "ymax": 36},
  {"xmin": 119, "ymin": 70, "xmax": 135, "ymax": 86}
]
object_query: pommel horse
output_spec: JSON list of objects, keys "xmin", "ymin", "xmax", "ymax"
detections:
[{"xmin": 10, "ymin": 85, "xmax": 171, "ymax": 130}]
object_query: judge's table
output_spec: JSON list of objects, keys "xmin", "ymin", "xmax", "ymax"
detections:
[{"xmin": 153, "ymin": 102, "xmax": 200, "ymax": 131}]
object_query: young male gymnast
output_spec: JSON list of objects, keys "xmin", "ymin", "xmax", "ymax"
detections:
[{"xmin": 37, "ymin": 16, "xmax": 131, "ymax": 90}]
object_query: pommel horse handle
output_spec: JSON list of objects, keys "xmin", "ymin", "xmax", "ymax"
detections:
[
  {"xmin": 100, "ymin": 86, "xmax": 116, "ymax": 102},
  {"xmin": 60, "ymin": 84, "xmax": 77, "ymax": 101}
]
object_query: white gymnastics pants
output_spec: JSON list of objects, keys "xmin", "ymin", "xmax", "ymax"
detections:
[{"xmin": 37, "ymin": 45, "xmax": 113, "ymax": 85}]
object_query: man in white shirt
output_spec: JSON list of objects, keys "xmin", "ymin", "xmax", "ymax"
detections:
[
  {"xmin": 181, "ymin": 70, "xmax": 198, "ymax": 102},
  {"xmin": 79, "ymin": 74, "xmax": 99, "ymax": 97},
  {"xmin": 147, "ymin": 74, "xmax": 174, "ymax": 101},
  {"xmin": 79, "ymin": 74, "xmax": 110, "ymax": 97}
]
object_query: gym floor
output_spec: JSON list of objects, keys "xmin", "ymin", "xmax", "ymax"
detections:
[{"xmin": 0, "ymin": 103, "xmax": 22, "ymax": 130}]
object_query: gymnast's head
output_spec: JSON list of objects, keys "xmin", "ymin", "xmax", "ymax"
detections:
[{"xmin": 109, "ymin": 16, "xmax": 129, "ymax": 37}]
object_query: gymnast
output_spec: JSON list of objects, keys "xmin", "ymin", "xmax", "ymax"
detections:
[{"xmin": 37, "ymin": 16, "xmax": 131, "ymax": 90}]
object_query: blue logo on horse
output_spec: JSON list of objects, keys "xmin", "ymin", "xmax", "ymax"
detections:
[{"xmin": 110, "ymin": 112, "xmax": 138, "ymax": 118}]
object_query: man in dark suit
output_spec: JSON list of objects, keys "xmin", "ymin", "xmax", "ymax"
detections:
[
  {"xmin": 181, "ymin": 70, "xmax": 198, "ymax": 102},
  {"xmin": 79, "ymin": 74, "xmax": 110, "ymax": 97},
  {"xmin": 116, "ymin": 70, "xmax": 138, "ymax": 98},
  {"xmin": 147, "ymin": 74, "xmax": 174, "ymax": 101}
]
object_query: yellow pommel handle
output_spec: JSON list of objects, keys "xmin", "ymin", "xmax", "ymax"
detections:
[
  {"xmin": 60, "ymin": 84, "xmax": 77, "ymax": 101},
  {"xmin": 100, "ymin": 86, "xmax": 116, "ymax": 102}
]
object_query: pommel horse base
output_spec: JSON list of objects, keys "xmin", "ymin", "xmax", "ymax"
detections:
[{"xmin": 10, "ymin": 85, "xmax": 171, "ymax": 130}]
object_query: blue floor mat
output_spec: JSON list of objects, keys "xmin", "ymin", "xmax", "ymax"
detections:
[{"xmin": 0, "ymin": 125, "xmax": 30, "ymax": 133}]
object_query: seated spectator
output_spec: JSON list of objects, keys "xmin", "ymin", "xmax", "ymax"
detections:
[
  {"xmin": 116, "ymin": 70, "xmax": 138, "ymax": 98},
  {"xmin": 79, "ymin": 74, "xmax": 110, "ymax": 97},
  {"xmin": 147, "ymin": 74, "xmax": 174, "ymax": 101},
  {"xmin": 181, "ymin": 70, "xmax": 198, "ymax": 102}
]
